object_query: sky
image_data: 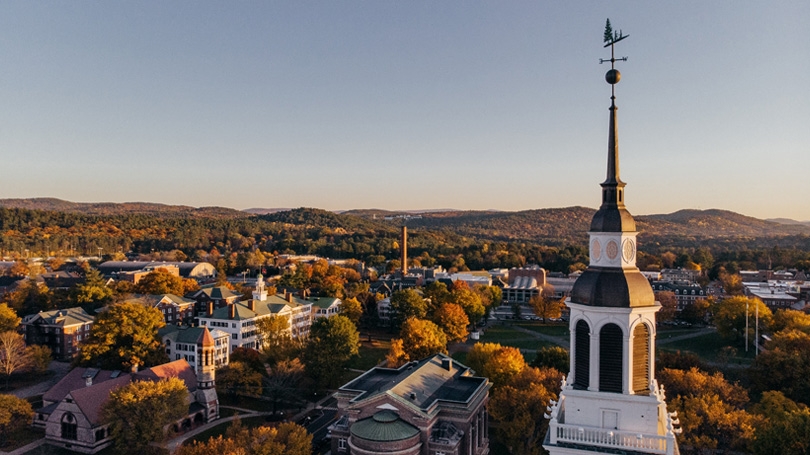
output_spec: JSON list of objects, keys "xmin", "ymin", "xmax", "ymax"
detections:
[{"xmin": 0, "ymin": 2, "xmax": 808, "ymax": 220}]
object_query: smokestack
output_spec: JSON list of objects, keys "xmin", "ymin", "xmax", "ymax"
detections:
[{"xmin": 401, "ymin": 226, "xmax": 408, "ymax": 275}]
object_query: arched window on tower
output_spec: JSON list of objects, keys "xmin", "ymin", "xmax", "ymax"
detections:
[
  {"xmin": 574, "ymin": 320, "xmax": 590, "ymax": 390},
  {"xmin": 599, "ymin": 323, "xmax": 623, "ymax": 393},
  {"xmin": 632, "ymin": 323, "xmax": 650, "ymax": 394},
  {"xmin": 61, "ymin": 412, "xmax": 78, "ymax": 440}
]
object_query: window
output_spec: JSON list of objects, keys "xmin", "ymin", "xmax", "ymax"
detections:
[
  {"xmin": 338, "ymin": 438, "xmax": 346, "ymax": 451},
  {"xmin": 61, "ymin": 413, "xmax": 78, "ymax": 440}
]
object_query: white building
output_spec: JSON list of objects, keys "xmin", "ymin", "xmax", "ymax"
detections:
[
  {"xmin": 159, "ymin": 325, "xmax": 230, "ymax": 371},
  {"xmin": 543, "ymin": 42, "xmax": 679, "ymax": 455},
  {"xmin": 307, "ymin": 296, "xmax": 343, "ymax": 319},
  {"xmin": 197, "ymin": 275, "xmax": 312, "ymax": 352}
]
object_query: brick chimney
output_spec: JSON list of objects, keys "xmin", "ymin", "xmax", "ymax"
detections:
[
  {"xmin": 248, "ymin": 300, "xmax": 255, "ymax": 311},
  {"xmin": 228, "ymin": 303, "xmax": 236, "ymax": 319},
  {"xmin": 207, "ymin": 301, "xmax": 214, "ymax": 316},
  {"xmin": 286, "ymin": 292, "xmax": 293, "ymax": 303}
]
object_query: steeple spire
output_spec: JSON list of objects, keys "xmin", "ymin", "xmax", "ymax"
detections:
[{"xmin": 600, "ymin": 20, "xmax": 628, "ymax": 208}]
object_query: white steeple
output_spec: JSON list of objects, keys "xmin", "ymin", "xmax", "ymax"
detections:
[{"xmin": 543, "ymin": 20, "xmax": 680, "ymax": 455}]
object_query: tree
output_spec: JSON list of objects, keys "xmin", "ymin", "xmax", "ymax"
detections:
[
  {"xmin": 423, "ymin": 281, "xmax": 451, "ymax": 313},
  {"xmin": 752, "ymin": 392, "xmax": 810, "ymax": 455},
  {"xmin": 0, "ymin": 394, "xmax": 33, "ymax": 448},
  {"xmin": 176, "ymin": 421, "xmax": 311, "ymax": 455},
  {"xmin": 264, "ymin": 358, "xmax": 308, "ymax": 414},
  {"xmin": 25, "ymin": 344, "xmax": 51, "ymax": 375},
  {"xmin": 133, "ymin": 268, "xmax": 185, "ymax": 295},
  {"xmin": 0, "ymin": 304, "xmax": 19, "ymax": 333},
  {"xmin": 488, "ymin": 366, "xmax": 563, "ymax": 455},
  {"xmin": 303, "ymin": 315, "xmax": 359, "ymax": 388},
  {"xmin": 531, "ymin": 346, "xmax": 569, "ymax": 373},
  {"xmin": 680, "ymin": 298, "xmax": 711, "ymax": 325},
  {"xmin": 216, "ymin": 361, "xmax": 263, "ymax": 399},
  {"xmin": 388, "ymin": 318, "xmax": 447, "ymax": 366},
  {"xmin": 389, "ymin": 289, "xmax": 427, "ymax": 328},
  {"xmin": 749, "ymin": 329, "xmax": 810, "ymax": 405},
  {"xmin": 718, "ymin": 270, "xmax": 744, "ymax": 295},
  {"xmin": 339, "ymin": 297, "xmax": 363, "ymax": 326},
  {"xmin": 658, "ymin": 367, "xmax": 757, "ymax": 453},
  {"xmin": 102, "ymin": 377, "xmax": 188, "ymax": 454},
  {"xmin": 655, "ymin": 291, "xmax": 678, "ymax": 322},
  {"xmin": 465, "ymin": 342, "xmax": 525, "ymax": 388},
  {"xmin": 528, "ymin": 293, "xmax": 564, "ymax": 324},
  {"xmin": 78, "ymin": 302, "xmax": 167, "ymax": 371},
  {"xmin": 72, "ymin": 268, "xmax": 113, "ymax": 307},
  {"xmin": 772, "ymin": 309, "xmax": 810, "ymax": 333},
  {"xmin": 432, "ymin": 303, "xmax": 469, "ymax": 343},
  {"xmin": 0, "ymin": 332, "xmax": 31, "ymax": 391},
  {"xmin": 450, "ymin": 285, "xmax": 485, "ymax": 326},
  {"xmin": 256, "ymin": 315, "xmax": 299, "ymax": 365},
  {"xmin": 713, "ymin": 296, "xmax": 772, "ymax": 344}
]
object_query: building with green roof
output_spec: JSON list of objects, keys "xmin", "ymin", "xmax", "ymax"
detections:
[
  {"xmin": 22, "ymin": 307, "xmax": 94, "ymax": 360},
  {"xmin": 330, "ymin": 354, "xmax": 490, "ymax": 455}
]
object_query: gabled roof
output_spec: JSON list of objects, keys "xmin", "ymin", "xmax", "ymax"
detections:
[
  {"xmin": 159, "ymin": 325, "xmax": 226, "ymax": 345},
  {"xmin": 307, "ymin": 296, "xmax": 341, "ymax": 310},
  {"xmin": 43, "ymin": 367, "xmax": 122, "ymax": 404},
  {"xmin": 195, "ymin": 286, "xmax": 239, "ymax": 300},
  {"xmin": 22, "ymin": 307, "xmax": 94, "ymax": 327},
  {"xmin": 202, "ymin": 293, "xmax": 312, "ymax": 321}
]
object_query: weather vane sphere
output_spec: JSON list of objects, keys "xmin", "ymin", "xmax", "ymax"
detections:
[{"xmin": 605, "ymin": 69, "xmax": 621, "ymax": 85}]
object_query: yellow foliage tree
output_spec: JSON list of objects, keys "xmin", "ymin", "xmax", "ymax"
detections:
[
  {"xmin": 177, "ymin": 421, "xmax": 311, "ymax": 455},
  {"xmin": 387, "ymin": 318, "xmax": 447, "ymax": 366},
  {"xmin": 432, "ymin": 303, "xmax": 469, "ymax": 343}
]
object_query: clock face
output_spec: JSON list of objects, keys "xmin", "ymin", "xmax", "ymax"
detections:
[
  {"xmin": 622, "ymin": 238, "xmax": 636, "ymax": 263},
  {"xmin": 606, "ymin": 240, "xmax": 619, "ymax": 260},
  {"xmin": 591, "ymin": 239, "xmax": 602, "ymax": 261}
]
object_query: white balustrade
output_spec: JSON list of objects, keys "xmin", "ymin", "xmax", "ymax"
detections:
[{"xmin": 554, "ymin": 424, "xmax": 669, "ymax": 454}]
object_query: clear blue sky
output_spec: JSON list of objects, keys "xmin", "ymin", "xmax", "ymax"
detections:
[{"xmin": 1, "ymin": 2, "xmax": 808, "ymax": 220}]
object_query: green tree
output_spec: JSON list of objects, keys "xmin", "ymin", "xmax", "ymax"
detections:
[
  {"xmin": 0, "ymin": 332, "xmax": 30, "ymax": 391},
  {"xmin": 389, "ymin": 289, "xmax": 427, "ymax": 328},
  {"xmin": 102, "ymin": 377, "xmax": 188, "ymax": 454},
  {"xmin": 752, "ymin": 392, "xmax": 810, "ymax": 455},
  {"xmin": 72, "ymin": 268, "xmax": 113, "ymax": 308},
  {"xmin": 0, "ymin": 394, "xmax": 34, "ymax": 448},
  {"xmin": 339, "ymin": 297, "xmax": 363, "ymax": 326},
  {"xmin": 713, "ymin": 296, "xmax": 772, "ymax": 344},
  {"xmin": 0, "ymin": 305, "xmax": 20, "ymax": 333},
  {"xmin": 134, "ymin": 268, "xmax": 185, "ymax": 295},
  {"xmin": 78, "ymin": 302, "xmax": 167, "ymax": 371},
  {"xmin": 432, "ymin": 303, "xmax": 469, "ymax": 343},
  {"xmin": 450, "ymin": 284, "xmax": 485, "ymax": 326},
  {"xmin": 263, "ymin": 358, "xmax": 308, "ymax": 415},
  {"xmin": 423, "ymin": 281, "xmax": 451, "ymax": 313},
  {"xmin": 303, "ymin": 315, "xmax": 359, "ymax": 388},
  {"xmin": 256, "ymin": 315, "xmax": 300, "ymax": 365},
  {"xmin": 531, "ymin": 346, "xmax": 569, "ymax": 373},
  {"xmin": 216, "ymin": 361, "xmax": 263, "ymax": 399}
]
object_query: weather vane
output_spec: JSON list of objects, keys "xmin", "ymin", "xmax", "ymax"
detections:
[{"xmin": 600, "ymin": 19, "xmax": 628, "ymax": 101}]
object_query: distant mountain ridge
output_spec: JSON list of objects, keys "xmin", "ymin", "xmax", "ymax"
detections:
[
  {"xmin": 0, "ymin": 198, "xmax": 247, "ymax": 219},
  {"xmin": 2, "ymin": 198, "xmax": 809, "ymax": 247}
]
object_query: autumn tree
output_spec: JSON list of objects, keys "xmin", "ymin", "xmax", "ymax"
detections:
[
  {"xmin": 489, "ymin": 366, "xmax": 564, "ymax": 455},
  {"xmin": 72, "ymin": 268, "xmax": 113, "ymax": 308},
  {"xmin": 216, "ymin": 361, "xmax": 263, "ymax": 399},
  {"xmin": 387, "ymin": 318, "xmax": 447, "ymax": 367},
  {"xmin": 26, "ymin": 344, "xmax": 52, "ymax": 375},
  {"xmin": 655, "ymin": 291, "xmax": 678, "ymax": 322},
  {"xmin": 423, "ymin": 281, "xmax": 451, "ymax": 313},
  {"xmin": 771, "ymin": 308, "xmax": 810, "ymax": 333},
  {"xmin": 713, "ymin": 296, "xmax": 772, "ymax": 344},
  {"xmin": 752, "ymin": 391, "xmax": 810, "ymax": 455},
  {"xmin": 680, "ymin": 298, "xmax": 711, "ymax": 325},
  {"xmin": 133, "ymin": 268, "xmax": 185, "ymax": 295},
  {"xmin": 658, "ymin": 367, "xmax": 757, "ymax": 453},
  {"xmin": 256, "ymin": 315, "xmax": 300, "ymax": 365},
  {"xmin": 749, "ymin": 329, "xmax": 810, "ymax": 405},
  {"xmin": 0, "ymin": 332, "xmax": 30, "ymax": 391},
  {"xmin": 102, "ymin": 377, "xmax": 188, "ymax": 454},
  {"xmin": 389, "ymin": 289, "xmax": 427, "ymax": 328},
  {"xmin": 718, "ymin": 269, "xmax": 744, "ymax": 295},
  {"xmin": 0, "ymin": 394, "xmax": 33, "ymax": 448},
  {"xmin": 0, "ymin": 305, "xmax": 19, "ymax": 333},
  {"xmin": 432, "ymin": 303, "xmax": 469, "ymax": 343},
  {"xmin": 465, "ymin": 342, "xmax": 525, "ymax": 388},
  {"xmin": 176, "ymin": 421, "xmax": 311, "ymax": 455},
  {"xmin": 78, "ymin": 302, "xmax": 167, "ymax": 371},
  {"xmin": 450, "ymin": 282, "xmax": 485, "ymax": 326},
  {"xmin": 340, "ymin": 297, "xmax": 363, "ymax": 326},
  {"xmin": 528, "ymin": 292, "xmax": 564, "ymax": 324},
  {"xmin": 303, "ymin": 315, "xmax": 359, "ymax": 388}
]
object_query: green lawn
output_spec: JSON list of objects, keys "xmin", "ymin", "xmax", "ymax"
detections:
[
  {"xmin": 346, "ymin": 340, "xmax": 391, "ymax": 370},
  {"xmin": 479, "ymin": 325, "xmax": 534, "ymax": 342},
  {"xmin": 658, "ymin": 331, "xmax": 754, "ymax": 365},
  {"xmin": 513, "ymin": 322, "xmax": 569, "ymax": 337},
  {"xmin": 3, "ymin": 426, "xmax": 44, "ymax": 453}
]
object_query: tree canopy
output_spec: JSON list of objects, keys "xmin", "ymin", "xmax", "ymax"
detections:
[
  {"xmin": 0, "ymin": 394, "xmax": 33, "ymax": 448},
  {"xmin": 133, "ymin": 268, "xmax": 186, "ymax": 295},
  {"xmin": 177, "ymin": 420, "xmax": 311, "ymax": 455},
  {"xmin": 303, "ymin": 315, "xmax": 359, "ymax": 388},
  {"xmin": 102, "ymin": 377, "xmax": 188, "ymax": 454},
  {"xmin": 77, "ymin": 302, "xmax": 167, "ymax": 371},
  {"xmin": 387, "ymin": 318, "xmax": 447, "ymax": 367},
  {"xmin": 432, "ymin": 303, "xmax": 469, "ymax": 343},
  {"xmin": 0, "ymin": 305, "xmax": 19, "ymax": 333}
]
